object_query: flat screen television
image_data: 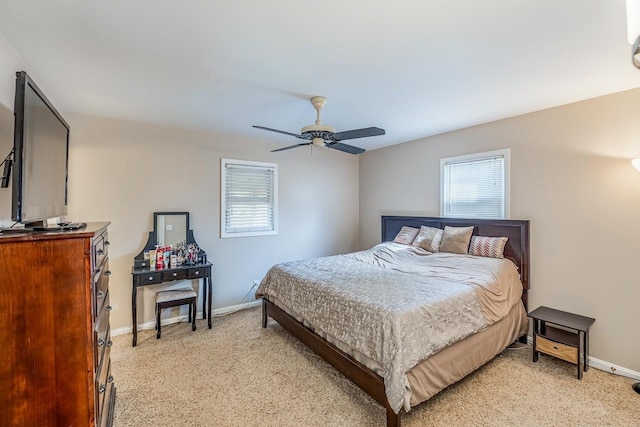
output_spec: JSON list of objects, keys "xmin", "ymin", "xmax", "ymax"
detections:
[{"xmin": 11, "ymin": 71, "xmax": 70, "ymax": 227}]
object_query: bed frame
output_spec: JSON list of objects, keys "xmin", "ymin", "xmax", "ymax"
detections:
[{"xmin": 261, "ymin": 216, "xmax": 530, "ymax": 427}]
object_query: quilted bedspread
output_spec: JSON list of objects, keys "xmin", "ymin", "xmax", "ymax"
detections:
[{"xmin": 256, "ymin": 242, "xmax": 522, "ymax": 413}]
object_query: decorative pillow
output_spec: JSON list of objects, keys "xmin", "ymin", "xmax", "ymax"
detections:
[
  {"xmin": 393, "ymin": 226, "xmax": 420, "ymax": 245},
  {"xmin": 439, "ymin": 226, "xmax": 474, "ymax": 254},
  {"xmin": 469, "ymin": 236, "xmax": 508, "ymax": 259},
  {"xmin": 412, "ymin": 226, "xmax": 444, "ymax": 252}
]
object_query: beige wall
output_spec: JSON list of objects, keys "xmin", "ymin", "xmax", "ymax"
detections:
[
  {"xmin": 63, "ymin": 115, "xmax": 359, "ymax": 331},
  {"xmin": 359, "ymin": 88, "xmax": 640, "ymax": 373},
  {"xmin": 0, "ymin": 34, "xmax": 24, "ymax": 228}
]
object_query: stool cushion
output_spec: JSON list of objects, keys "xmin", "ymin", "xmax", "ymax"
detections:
[{"xmin": 156, "ymin": 289, "xmax": 197, "ymax": 303}]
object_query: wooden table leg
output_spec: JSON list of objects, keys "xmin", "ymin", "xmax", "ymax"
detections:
[
  {"xmin": 577, "ymin": 331, "xmax": 583, "ymax": 379},
  {"xmin": 132, "ymin": 284, "xmax": 138, "ymax": 347},
  {"xmin": 202, "ymin": 276, "xmax": 207, "ymax": 320},
  {"xmin": 261, "ymin": 298, "xmax": 268, "ymax": 328},
  {"xmin": 532, "ymin": 319, "xmax": 539, "ymax": 362},
  {"xmin": 584, "ymin": 329, "xmax": 590, "ymax": 372},
  {"xmin": 207, "ymin": 276, "xmax": 212, "ymax": 329}
]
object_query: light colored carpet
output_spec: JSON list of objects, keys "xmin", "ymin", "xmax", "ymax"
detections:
[{"xmin": 111, "ymin": 307, "xmax": 639, "ymax": 426}]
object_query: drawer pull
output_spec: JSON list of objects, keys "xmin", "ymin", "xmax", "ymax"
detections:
[
  {"xmin": 107, "ymin": 340, "xmax": 113, "ymax": 347},
  {"xmin": 553, "ymin": 346, "xmax": 558, "ymax": 350},
  {"xmin": 148, "ymin": 276, "xmax": 154, "ymax": 281},
  {"xmin": 98, "ymin": 338, "xmax": 105, "ymax": 346},
  {"xmin": 195, "ymin": 271, "xmax": 200, "ymax": 275},
  {"xmin": 106, "ymin": 305, "xmax": 113, "ymax": 312},
  {"xmin": 105, "ymin": 270, "xmax": 112, "ymax": 276},
  {"xmin": 97, "ymin": 291, "xmax": 105, "ymax": 299},
  {"xmin": 97, "ymin": 249, "xmax": 105, "ymax": 255},
  {"xmin": 172, "ymin": 272, "xmax": 178, "ymax": 277},
  {"xmin": 99, "ymin": 384, "xmax": 106, "ymax": 394},
  {"xmin": 105, "ymin": 241, "xmax": 110, "ymax": 246},
  {"xmin": 108, "ymin": 375, "xmax": 114, "ymax": 383}
]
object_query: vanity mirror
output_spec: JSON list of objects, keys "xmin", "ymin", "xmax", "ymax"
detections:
[
  {"xmin": 133, "ymin": 211, "xmax": 206, "ymax": 268},
  {"xmin": 154, "ymin": 212, "xmax": 189, "ymax": 247}
]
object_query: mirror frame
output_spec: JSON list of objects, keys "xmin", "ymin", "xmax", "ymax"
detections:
[{"xmin": 153, "ymin": 211, "xmax": 190, "ymax": 247}]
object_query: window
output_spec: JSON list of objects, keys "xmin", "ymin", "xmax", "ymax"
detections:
[
  {"xmin": 221, "ymin": 158, "xmax": 278, "ymax": 238},
  {"xmin": 440, "ymin": 149, "xmax": 510, "ymax": 219}
]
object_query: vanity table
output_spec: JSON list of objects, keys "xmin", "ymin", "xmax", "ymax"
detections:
[{"xmin": 131, "ymin": 212, "xmax": 212, "ymax": 347}]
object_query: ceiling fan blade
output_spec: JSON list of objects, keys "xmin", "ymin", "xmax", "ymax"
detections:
[
  {"xmin": 271, "ymin": 142, "xmax": 312, "ymax": 152},
  {"xmin": 253, "ymin": 125, "xmax": 303, "ymax": 138},
  {"xmin": 332, "ymin": 127, "xmax": 385, "ymax": 141},
  {"xmin": 328, "ymin": 142, "xmax": 365, "ymax": 155}
]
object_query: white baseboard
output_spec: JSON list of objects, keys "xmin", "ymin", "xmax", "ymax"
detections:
[
  {"xmin": 111, "ymin": 299, "xmax": 261, "ymax": 337},
  {"xmin": 588, "ymin": 356, "xmax": 640, "ymax": 380},
  {"xmin": 525, "ymin": 335, "xmax": 640, "ymax": 381}
]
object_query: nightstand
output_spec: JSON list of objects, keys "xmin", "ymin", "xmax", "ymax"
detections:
[{"xmin": 528, "ymin": 306, "xmax": 595, "ymax": 379}]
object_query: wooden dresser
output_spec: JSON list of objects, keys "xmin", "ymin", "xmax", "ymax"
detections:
[{"xmin": 0, "ymin": 222, "xmax": 115, "ymax": 426}]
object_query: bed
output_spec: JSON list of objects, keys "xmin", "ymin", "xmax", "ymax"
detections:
[{"xmin": 257, "ymin": 216, "xmax": 530, "ymax": 426}]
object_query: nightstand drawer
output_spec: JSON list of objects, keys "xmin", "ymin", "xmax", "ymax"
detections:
[{"xmin": 536, "ymin": 336, "xmax": 578, "ymax": 364}]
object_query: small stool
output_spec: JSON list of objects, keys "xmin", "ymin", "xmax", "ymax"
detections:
[{"xmin": 155, "ymin": 288, "xmax": 197, "ymax": 339}]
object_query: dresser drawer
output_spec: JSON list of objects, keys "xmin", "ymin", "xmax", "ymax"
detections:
[
  {"xmin": 94, "ymin": 299, "xmax": 111, "ymax": 370},
  {"xmin": 536, "ymin": 336, "xmax": 578, "ymax": 364},
  {"xmin": 93, "ymin": 231, "xmax": 109, "ymax": 272},
  {"xmin": 94, "ymin": 259, "xmax": 110, "ymax": 316},
  {"xmin": 96, "ymin": 325, "xmax": 112, "ymax": 378},
  {"xmin": 162, "ymin": 269, "xmax": 187, "ymax": 281},
  {"xmin": 96, "ymin": 357, "xmax": 113, "ymax": 426},
  {"xmin": 99, "ymin": 380, "xmax": 115, "ymax": 427}
]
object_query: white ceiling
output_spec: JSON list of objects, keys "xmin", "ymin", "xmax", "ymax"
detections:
[{"xmin": 0, "ymin": 0, "xmax": 639, "ymax": 151}]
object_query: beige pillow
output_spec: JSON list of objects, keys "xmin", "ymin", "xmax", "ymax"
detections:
[
  {"xmin": 393, "ymin": 226, "xmax": 420, "ymax": 245},
  {"xmin": 439, "ymin": 226, "xmax": 474, "ymax": 254},
  {"xmin": 412, "ymin": 226, "xmax": 443, "ymax": 252}
]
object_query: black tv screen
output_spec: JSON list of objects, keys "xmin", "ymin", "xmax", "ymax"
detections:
[{"xmin": 12, "ymin": 71, "xmax": 69, "ymax": 226}]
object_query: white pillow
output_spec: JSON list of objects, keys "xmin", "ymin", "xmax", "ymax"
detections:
[
  {"xmin": 392, "ymin": 226, "xmax": 420, "ymax": 245},
  {"xmin": 412, "ymin": 226, "xmax": 443, "ymax": 252}
]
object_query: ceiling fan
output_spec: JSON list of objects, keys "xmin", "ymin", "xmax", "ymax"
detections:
[{"xmin": 253, "ymin": 96, "xmax": 385, "ymax": 155}]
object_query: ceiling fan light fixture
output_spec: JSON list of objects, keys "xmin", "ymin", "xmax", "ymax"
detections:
[
  {"xmin": 301, "ymin": 124, "xmax": 336, "ymax": 134},
  {"xmin": 312, "ymin": 137, "xmax": 325, "ymax": 147}
]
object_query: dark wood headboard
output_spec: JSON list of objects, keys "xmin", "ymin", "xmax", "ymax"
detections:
[{"xmin": 381, "ymin": 216, "xmax": 530, "ymax": 309}]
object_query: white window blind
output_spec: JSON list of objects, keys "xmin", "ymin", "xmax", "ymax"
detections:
[
  {"xmin": 221, "ymin": 159, "xmax": 278, "ymax": 238},
  {"xmin": 441, "ymin": 149, "xmax": 509, "ymax": 219}
]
